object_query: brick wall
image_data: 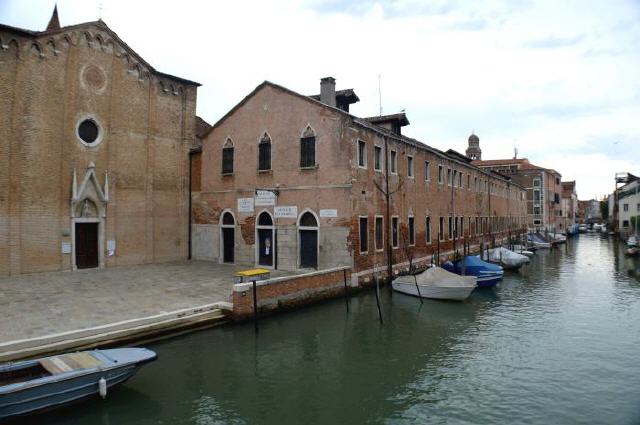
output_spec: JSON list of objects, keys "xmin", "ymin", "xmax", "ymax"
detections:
[{"xmin": 232, "ymin": 267, "xmax": 351, "ymax": 319}]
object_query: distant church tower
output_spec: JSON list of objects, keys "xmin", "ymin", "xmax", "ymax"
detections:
[{"xmin": 466, "ymin": 133, "xmax": 481, "ymax": 160}]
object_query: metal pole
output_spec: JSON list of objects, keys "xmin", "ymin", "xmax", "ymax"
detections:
[{"xmin": 252, "ymin": 279, "xmax": 259, "ymax": 333}]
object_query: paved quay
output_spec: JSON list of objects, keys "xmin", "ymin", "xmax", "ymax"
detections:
[{"xmin": 0, "ymin": 261, "xmax": 290, "ymax": 344}]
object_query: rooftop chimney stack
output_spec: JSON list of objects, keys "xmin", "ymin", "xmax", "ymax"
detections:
[{"xmin": 320, "ymin": 77, "xmax": 336, "ymax": 107}]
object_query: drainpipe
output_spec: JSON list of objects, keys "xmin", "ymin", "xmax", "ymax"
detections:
[
  {"xmin": 384, "ymin": 135, "xmax": 392, "ymax": 283},
  {"xmin": 188, "ymin": 150, "xmax": 195, "ymax": 260}
]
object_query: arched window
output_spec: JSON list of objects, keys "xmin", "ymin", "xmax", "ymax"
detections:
[
  {"xmin": 222, "ymin": 138, "xmax": 234, "ymax": 175},
  {"xmin": 222, "ymin": 212, "xmax": 235, "ymax": 225},
  {"xmin": 300, "ymin": 126, "xmax": 316, "ymax": 168},
  {"xmin": 299, "ymin": 211, "xmax": 318, "ymax": 227},
  {"xmin": 258, "ymin": 132, "xmax": 271, "ymax": 171},
  {"xmin": 258, "ymin": 211, "xmax": 273, "ymax": 226}
]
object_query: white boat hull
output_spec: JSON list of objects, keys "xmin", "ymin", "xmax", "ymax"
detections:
[{"xmin": 392, "ymin": 280, "xmax": 476, "ymax": 301}]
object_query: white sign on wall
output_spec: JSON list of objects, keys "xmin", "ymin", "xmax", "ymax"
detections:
[
  {"xmin": 107, "ymin": 240, "xmax": 116, "ymax": 257},
  {"xmin": 255, "ymin": 190, "xmax": 276, "ymax": 206},
  {"xmin": 237, "ymin": 198, "xmax": 255, "ymax": 213},
  {"xmin": 320, "ymin": 209, "xmax": 338, "ymax": 218},
  {"xmin": 61, "ymin": 242, "xmax": 71, "ymax": 254},
  {"xmin": 274, "ymin": 206, "xmax": 298, "ymax": 218}
]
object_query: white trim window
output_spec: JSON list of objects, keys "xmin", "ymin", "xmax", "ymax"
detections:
[
  {"xmin": 390, "ymin": 150, "xmax": 398, "ymax": 174},
  {"xmin": 391, "ymin": 216, "xmax": 399, "ymax": 248},
  {"xmin": 425, "ymin": 161, "xmax": 431, "ymax": 182},
  {"xmin": 357, "ymin": 140, "xmax": 367, "ymax": 169},
  {"xmin": 374, "ymin": 145, "xmax": 383, "ymax": 172},
  {"xmin": 425, "ymin": 216, "xmax": 432, "ymax": 244},
  {"xmin": 439, "ymin": 217, "xmax": 445, "ymax": 241},
  {"xmin": 407, "ymin": 155, "xmax": 414, "ymax": 178},
  {"xmin": 359, "ymin": 215, "xmax": 368, "ymax": 253},
  {"xmin": 438, "ymin": 165, "xmax": 444, "ymax": 184},
  {"xmin": 408, "ymin": 215, "xmax": 415, "ymax": 246},
  {"xmin": 375, "ymin": 215, "xmax": 384, "ymax": 251}
]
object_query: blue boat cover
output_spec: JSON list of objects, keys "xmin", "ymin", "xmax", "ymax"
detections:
[{"xmin": 442, "ymin": 256, "xmax": 503, "ymax": 274}]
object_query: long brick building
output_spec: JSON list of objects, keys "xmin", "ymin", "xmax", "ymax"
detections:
[
  {"xmin": 0, "ymin": 9, "xmax": 199, "ymax": 276},
  {"xmin": 193, "ymin": 78, "xmax": 528, "ymax": 283}
]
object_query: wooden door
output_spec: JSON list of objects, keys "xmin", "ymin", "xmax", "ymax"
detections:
[
  {"xmin": 76, "ymin": 223, "xmax": 98, "ymax": 269},
  {"xmin": 300, "ymin": 230, "xmax": 317, "ymax": 269},
  {"xmin": 222, "ymin": 227, "xmax": 235, "ymax": 263}
]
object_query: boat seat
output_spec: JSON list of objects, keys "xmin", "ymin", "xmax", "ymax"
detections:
[{"xmin": 39, "ymin": 352, "xmax": 104, "ymax": 375}]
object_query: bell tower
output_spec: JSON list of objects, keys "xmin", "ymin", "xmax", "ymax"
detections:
[{"xmin": 466, "ymin": 133, "xmax": 481, "ymax": 160}]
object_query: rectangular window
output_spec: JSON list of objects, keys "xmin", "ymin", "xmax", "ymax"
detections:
[
  {"xmin": 454, "ymin": 217, "xmax": 458, "ymax": 238},
  {"xmin": 534, "ymin": 206, "xmax": 541, "ymax": 215},
  {"xmin": 359, "ymin": 216, "xmax": 368, "ymax": 253},
  {"xmin": 458, "ymin": 172, "xmax": 463, "ymax": 188},
  {"xmin": 258, "ymin": 141, "xmax": 271, "ymax": 171},
  {"xmin": 448, "ymin": 216, "xmax": 453, "ymax": 240},
  {"xmin": 408, "ymin": 216, "xmax": 415, "ymax": 245},
  {"xmin": 438, "ymin": 165, "xmax": 444, "ymax": 184},
  {"xmin": 222, "ymin": 147, "xmax": 234, "ymax": 174},
  {"xmin": 533, "ymin": 178, "xmax": 541, "ymax": 187},
  {"xmin": 467, "ymin": 174, "xmax": 470, "ymax": 190},
  {"xmin": 474, "ymin": 177, "xmax": 478, "ymax": 192},
  {"xmin": 460, "ymin": 216, "xmax": 464, "ymax": 237},
  {"xmin": 426, "ymin": 216, "xmax": 431, "ymax": 244},
  {"xmin": 425, "ymin": 161, "xmax": 431, "ymax": 181},
  {"xmin": 534, "ymin": 219, "xmax": 542, "ymax": 226},
  {"xmin": 637, "ymin": 203, "xmax": 640, "ymax": 212},
  {"xmin": 300, "ymin": 136, "xmax": 316, "ymax": 167},
  {"xmin": 447, "ymin": 168, "xmax": 452, "ymax": 186},
  {"xmin": 453, "ymin": 170, "xmax": 457, "ymax": 187},
  {"xmin": 475, "ymin": 217, "xmax": 479, "ymax": 235},
  {"xmin": 439, "ymin": 217, "xmax": 445, "ymax": 241},
  {"xmin": 554, "ymin": 193, "xmax": 560, "ymax": 204},
  {"xmin": 407, "ymin": 156, "xmax": 414, "ymax": 178},
  {"xmin": 534, "ymin": 190, "xmax": 541, "ymax": 202},
  {"xmin": 623, "ymin": 204, "xmax": 629, "ymax": 212},
  {"xmin": 392, "ymin": 216, "xmax": 399, "ymax": 248},
  {"xmin": 374, "ymin": 146, "xmax": 382, "ymax": 171},
  {"xmin": 375, "ymin": 216, "xmax": 384, "ymax": 251},
  {"xmin": 390, "ymin": 150, "xmax": 397, "ymax": 174},
  {"xmin": 357, "ymin": 140, "xmax": 367, "ymax": 168},
  {"xmin": 623, "ymin": 220, "xmax": 629, "ymax": 228}
]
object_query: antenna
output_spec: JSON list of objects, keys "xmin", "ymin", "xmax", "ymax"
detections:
[{"xmin": 378, "ymin": 74, "xmax": 382, "ymax": 116}]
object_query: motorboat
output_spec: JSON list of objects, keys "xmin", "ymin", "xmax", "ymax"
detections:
[
  {"xmin": 482, "ymin": 247, "xmax": 530, "ymax": 270},
  {"xmin": 527, "ymin": 233, "xmax": 552, "ymax": 249},
  {"xmin": 442, "ymin": 256, "xmax": 504, "ymax": 287},
  {"xmin": 549, "ymin": 233, "xmax": 567, "ymax": 244},
  {"xmin": 567, "ymin": 224, "xmax": 580, "ymax": 236},
  {"xmin": 593, "ymin": 223, "xmax": 602, "ymax": 232},
  {"xmin": 578, "ymin": 224, "xmax": 588, "ymax": 233},
  {"xmin": 392, "ymin": 266, "xmax": 477, "ymax": 301},
  {"xmin": 511, "ymin": 244, "xmax": 535, "ymax": 257},
  {"xmin": 0, "ymin": 348, "xmax": 156, "ymax": 420},
  {"xmin": 626, "ymin": 235, "xmax": 639, "ymax": 247}
]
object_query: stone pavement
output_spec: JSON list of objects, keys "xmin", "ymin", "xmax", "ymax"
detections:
[{"xmin": 0, "ymin": 261, "xmax": 290, "ymax": 343}]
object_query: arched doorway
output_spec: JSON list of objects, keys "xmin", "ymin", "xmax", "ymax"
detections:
[
  {"xmin": 256, "ymin": 211, "xmax": 275, "ymax": 267},
  {"xmin": 220, "ymin": 211, "xmax": 235, "ymax": 264},
  {"xmin": 298, "ymin": 210, "xmax": 318, "ymax": 269}
]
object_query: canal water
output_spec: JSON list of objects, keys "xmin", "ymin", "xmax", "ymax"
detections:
[{"xmin": 26, "ymin": 235, "xmax": 640, "ymax": 424}]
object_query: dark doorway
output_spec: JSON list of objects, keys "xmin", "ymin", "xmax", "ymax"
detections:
[
  {"xmin": 258, "ymin": 229, "xmax": 273, "ymax": 266},
  {"xmin": 76, "ymin": 223, "xmax": 98, "ymax": 269},
  {"xmin": 222, "ymin": 227, "xmax": 235, "ymax": 263},
  {"xmin": 300, "ymin": 230, "xmax": 318, "ymax": 269},
  {"xmin": 221, "ymin": 212, "xmax": 235, "ymax": 264}
]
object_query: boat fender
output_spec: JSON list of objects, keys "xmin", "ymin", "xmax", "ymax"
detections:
[{"xmin": 99, "ymin": 377, "xmax": 107, "ymax": 399}]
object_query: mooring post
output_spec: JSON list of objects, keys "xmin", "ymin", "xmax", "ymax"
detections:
[
  {"xmin": 343, "ymin": 268, "xmax": 349, "ymax": 312},
  {"xmin": 413, "ymin": 274, "xmax": 423, "ymax": 304},
  {"xmin": 252, "ymin": 279, "xmax": 259, "ymax": 333},
  {"xmin": 374, "ymin": 275, "xmax": 383, "ymax": 324}
]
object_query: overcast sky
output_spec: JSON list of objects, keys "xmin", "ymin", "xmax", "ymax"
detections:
[{"xmin": 2, "ymin": 0, "xmax": 639, "ymax": 199}]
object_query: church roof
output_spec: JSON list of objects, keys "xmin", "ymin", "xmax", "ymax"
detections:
[{"xmin": 0, "ymin": 8, "xmax": 200, "ymax": 87}]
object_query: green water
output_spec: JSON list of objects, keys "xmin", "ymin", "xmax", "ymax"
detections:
[{"xmin": 20, "ymin": 235, "xmax": 640, "ymax": 424}]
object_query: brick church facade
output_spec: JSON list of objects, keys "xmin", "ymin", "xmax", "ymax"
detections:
[{"xmin": 0, "ymin": 9, "xmax": 199, "ymax": 276}]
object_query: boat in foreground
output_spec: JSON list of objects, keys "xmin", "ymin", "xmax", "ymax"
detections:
[
  {"xmin": 527, "ymin": 233, "xmax": 552, "ymax": 249},
  {"xmin": 626, "ymin": 235, "xmax": 639, "ymax": 247},
  {"xmin": 392, "ymin": 266, "xmax": 477, "ymax": 301},
  {"xmin": 0, "ymin": 348, "xmax": 156, "ymax": 420},
  {"xmin": 443, "ymin": 255, "xmax": 504, "ymax": 287},
  {"xmin": 482, "ymin": 247, "xmax": 530, "ymax": 270}
]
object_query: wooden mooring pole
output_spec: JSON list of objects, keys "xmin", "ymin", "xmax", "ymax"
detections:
[
  {"xmin": 252, "ymin": 279, "xmax": 259, "ymax": 333},
  {"xmin": 374, "ymin": 275, "xmax": 383, "ymax": 324},
  {"xmin": 343, "ymin": 269, "xmax": 349, "ymax": 312}
]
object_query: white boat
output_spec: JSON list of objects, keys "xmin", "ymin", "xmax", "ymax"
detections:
[
  {"xmin": 392, "ymin": 266, "xmax": 477, "ymax": 301},
  {"xmin": 482, "ymin": 247, "xmax": 530, "ymax": 269},
  {"xmin": 512, "ymin": 245, "xmax": 535, "ymax": 257},
  {"xmin": 627, "ymin": 235, "xmax": 639, "ymax": 247},
  {"xmin": 550, "ymin": 234, "xmax": 566, "ymax": 244},
  {"xmin": 593, "ymin": 223, "xmax": 602, "ymax": 231}
]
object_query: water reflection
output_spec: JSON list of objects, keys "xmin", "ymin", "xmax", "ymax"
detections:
[{"xmin": 24, "ymin": 236, "xmax": 640, "ymax": 425}]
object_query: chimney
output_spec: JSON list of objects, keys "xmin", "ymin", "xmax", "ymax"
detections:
[{"xmin": 320, "ymin": 77, "xmax": 336, "ymax": 107}]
